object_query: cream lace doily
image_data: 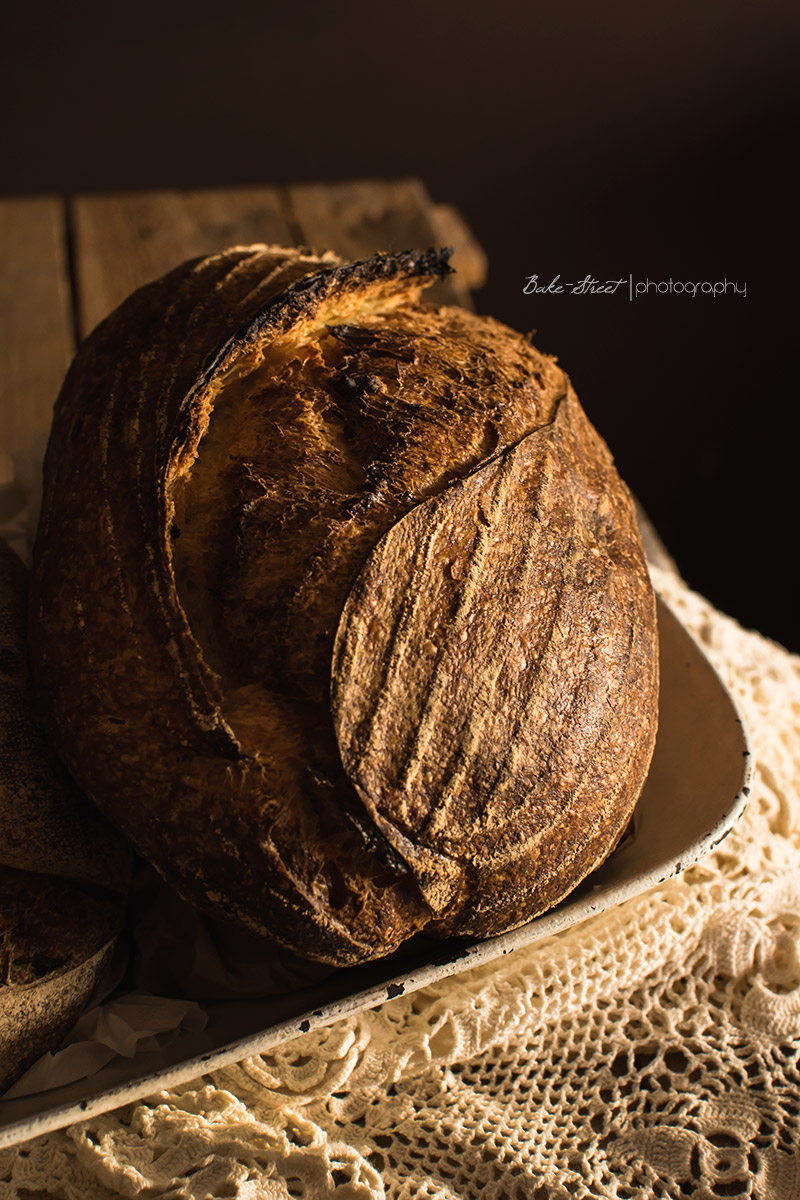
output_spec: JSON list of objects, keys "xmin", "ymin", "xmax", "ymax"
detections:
[{"xmin": 2, "ymin": 565, "xmax": 799, "ymax": 1200}]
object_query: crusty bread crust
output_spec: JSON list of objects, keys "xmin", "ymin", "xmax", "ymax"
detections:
[
  {"xmin": 29, "ymin": 246, "xmax": 658, "ymax": 967},
  {"xmin": 0, "ymin": 865, "xmax": 119, "ymax": 1092},
  {"xmin": 0, "ymin": 540, "xmax": 130, "ymax": 888},
  {"xmin": 0, "ymin": 539, "xmax": 127, "ymax": 1091}
]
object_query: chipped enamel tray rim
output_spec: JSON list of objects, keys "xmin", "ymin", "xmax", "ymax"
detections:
[{"xmin": 0, "ymin": 594, "xmax": 753, "ymax": 1148}]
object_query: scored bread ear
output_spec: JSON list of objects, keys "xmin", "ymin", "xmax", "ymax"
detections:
[{"xmin": 332, "ymin": 388, "xmax": 658, "ymax": 936}]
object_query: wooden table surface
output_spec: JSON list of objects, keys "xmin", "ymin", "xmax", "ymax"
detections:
[
  {"xmin": 0, "ymin": 177, "xmax": 674, "ymax": 574},
  {"xmin": 0, "ymin": 179, "xmax": 488, "ymax": 486}
]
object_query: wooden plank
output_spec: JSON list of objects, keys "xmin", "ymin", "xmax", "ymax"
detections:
[
  {"xmin": 429, "ymin": 203, "xmax": 488, "ymax": 293},
  {"xmin": 0, "ymin": 198, "xmax": 73, "ymax": 484},
  {"xmin": 72, "ymin": 186, "xmax": 294, "ymax": 337},
  {"xmin": 286, "ymin": 179, "xmax": 479, "ymax": 309}
]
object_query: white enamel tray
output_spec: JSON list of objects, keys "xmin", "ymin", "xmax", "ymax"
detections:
[{"xmin": 0, "ymin": 594, "xmax": 752, "ymax": 1148}]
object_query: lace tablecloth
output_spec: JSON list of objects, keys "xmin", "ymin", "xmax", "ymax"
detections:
[{"xmin": 2, "ymin": 564, "xmax": 798, "ymax": 1200}]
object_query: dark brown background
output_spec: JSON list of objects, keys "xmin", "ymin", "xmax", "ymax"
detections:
[{"xmin": 3, "ymin": 0, "xmax": 797, "ymax": 649}]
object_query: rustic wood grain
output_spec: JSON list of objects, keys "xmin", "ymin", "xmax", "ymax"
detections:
[
  {"xmin": 0, "ymin": 198, "xmax": 73, "ymax": 483},
  {"xmin": 72, "ymin": 186, "xmax": 294, "ymax": 337},
  {"xmin": 287, "ymin": 178, "xmax": 478, "ymax": 309},
  {"xmin": 429, "ymin": 202, "xmax": 488, "ymax": 293},
  {"xmin": 66, "ymin": 181, "xmax": 486, "ymax": 345}
]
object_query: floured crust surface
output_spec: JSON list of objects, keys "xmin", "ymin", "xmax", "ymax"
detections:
[
  {"xmin": 29, "ymin": 246, "xmax": 658, "ymax": 966},
  {"xmin": 333, "ymin": 391, "xmax": 657, "ymax": 932}
]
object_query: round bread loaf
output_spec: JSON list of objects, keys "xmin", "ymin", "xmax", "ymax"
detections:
[
  {"xmin": 0, "ymin": 538, "xmax": 128, "ymax": 1092},
  {"xmin": 29, "ymin": 246, "xmax": 658, "ymax": 967}
]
